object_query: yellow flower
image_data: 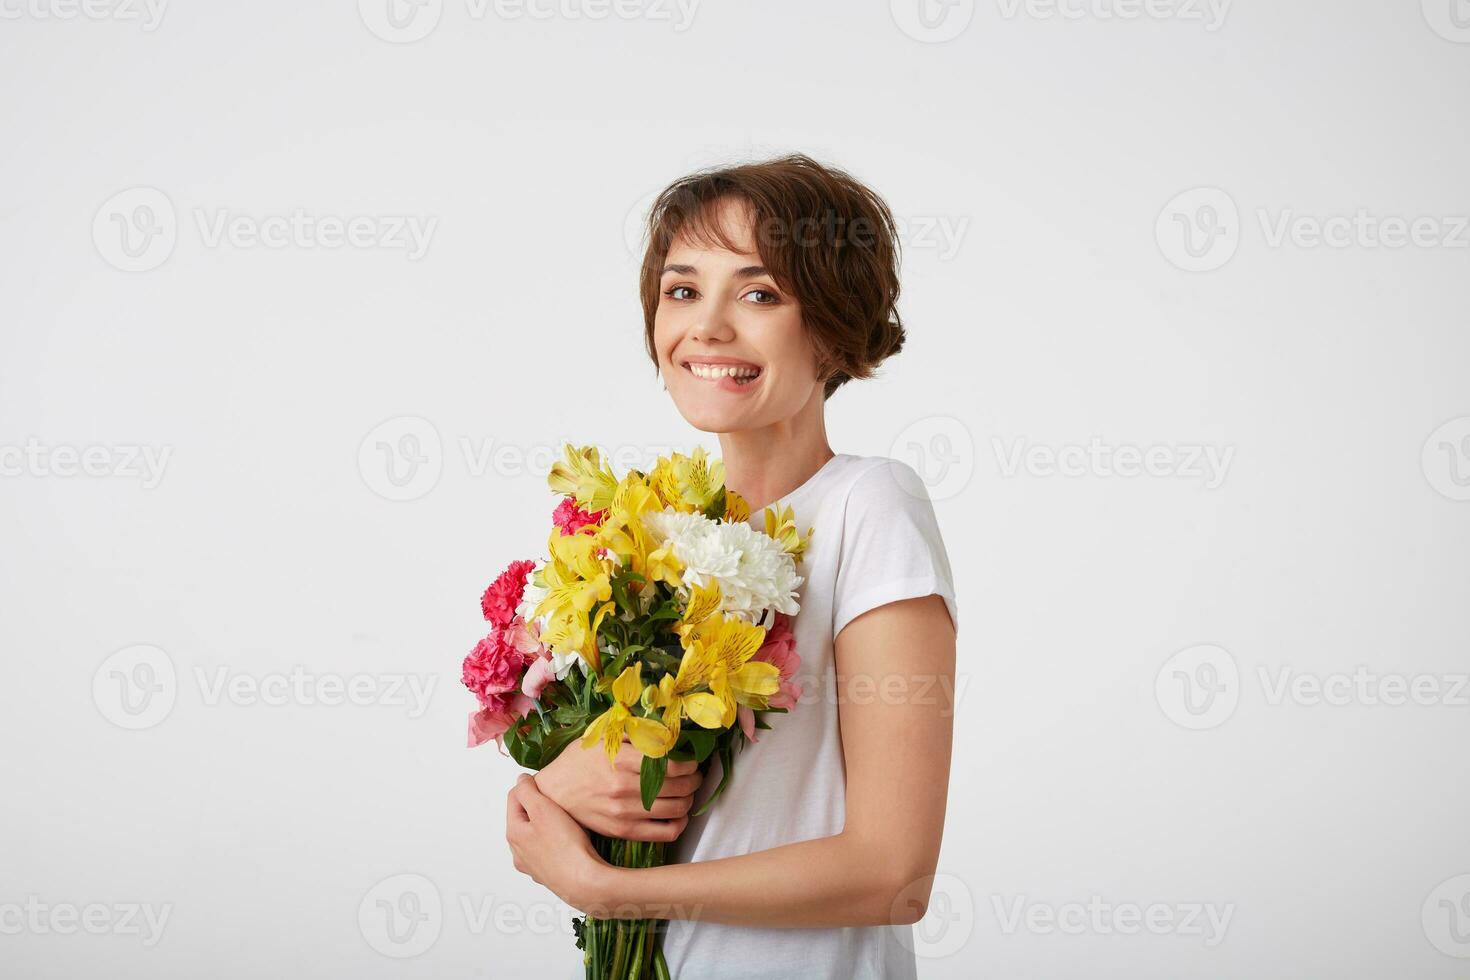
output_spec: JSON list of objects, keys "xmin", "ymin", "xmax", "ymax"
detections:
[
  {"xmin": 581, "ymin": 665, "xmax": 675, "ymax": 764},
  {"xmin": 650, "ymin": 447, "xmax": 725, "ymax": 514},
  {"xmin": 532, "ymin": 529, "xmax": 613, "ymax": 671},
  {"xmin": 762, "ymin": 503, "xmax": 812, "ymax": 563},
  {"xmin": 547, "ymin": 444, "xmax": 619, "ymax": 513},
  {"xmin": 655, "ymin": 614, "xmax": 779, "ymax": 732},
  {"xmin": 596, "ymin": 474, "xmax": 684, "ymax": 590},
  {"xmin": 676, "ymin": 581, "xmax": 722, "ymax": 643},
  {"xmin": 723, "ymin": 490, "xmax": 750, "ymax": 523}
]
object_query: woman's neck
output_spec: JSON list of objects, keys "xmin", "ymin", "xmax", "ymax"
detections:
[{"xmin": 716, "ymin": 386, "xmax": 834, "ymax": 513}]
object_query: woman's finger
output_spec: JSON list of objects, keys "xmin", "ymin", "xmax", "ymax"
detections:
[
  {"xmin": 640, "ymin": 795, "xmax": 694, "ymax": 820},
  {"xmin": 506, "ymin": 783, "xmax": 529, "ymax": 830},
  {"xmin": 515, "ymin": 773, "xmax": 569, "ymax": 826},
  {"xmin": 626, "ymin": 816, "xmax": 690, "ymax": 844},
  {"xmin": 658, "ymin": 772, "xmax": 703, "ymax": 798},
  {"xmin": 614, "ymin": 741, "xmax": 644, "ymax": 772}
]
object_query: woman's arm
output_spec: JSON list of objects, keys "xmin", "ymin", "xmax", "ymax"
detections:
[{"xmin": 506, "ymin": 593, "xmax": 957, "ymax": 929}]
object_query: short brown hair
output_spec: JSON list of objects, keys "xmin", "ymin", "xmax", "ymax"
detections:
[{"xmin": 638, "ymin": 153, "xmax": 905, "ymax": 400}]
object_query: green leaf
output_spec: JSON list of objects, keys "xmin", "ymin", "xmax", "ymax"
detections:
[
  {"xmin": 503, "ymin": 724, "xmax": 542, "ymax": 769},
  {"xmin": 551, "ymin": 705, "xmax": 589, "ymax": 726},
  {"xmin": 692, "ymin": 744, "xmax": 735, "ymax": 817},
  {"xmin": 539, "ymin": 724, "xmax": 585, "ymax": 767},
  {"xmin": 673, "ymin": 728, "xmax": 717, "ymax": 763},
  {"xmin": 703, "ymin": 487, "xmax": 726, "ymax": 520},
  {"xmin": 604, "ymin": 648, "xmax": 633, "ymax": 679},
  {"xmin": 639, "ymin": 754, "xmax": 668, "ymax": 812}
]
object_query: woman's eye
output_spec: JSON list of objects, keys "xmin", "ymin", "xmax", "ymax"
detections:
[
  {"xmin": 665, "ymin": 286, "xmax": 698, "ymax": 301},
  {"xmin": 743, "ymin": 289, "xmax": 779, "ymax": 305}
]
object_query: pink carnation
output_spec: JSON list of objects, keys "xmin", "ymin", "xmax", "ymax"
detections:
[
  {"xmin": 463, "ymin": 620, "xmax": 546, "ymax": 748},
  {"xmin": 462, "ymin": 629, "xmax": 526, "ymax": 708},
  {"xmin": 739, "ymin": 612, "xmax": 803, "ymax": 742},
  {"xmin": 481, "ymin": 559, "xmax": 536, "ymax": 627},
  {"xmin": 552, "ymin": 498, "xmax": 604, "ymax": 536}
]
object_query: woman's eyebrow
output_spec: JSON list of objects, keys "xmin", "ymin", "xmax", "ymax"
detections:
[{"xmin": 659, "ymin": 263, "xmax": 770, "ymax": 278}]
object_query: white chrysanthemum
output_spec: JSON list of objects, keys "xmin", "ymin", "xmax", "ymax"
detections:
[
  {"xmin": 642, "ymin": 508, "xmax": 802, "ymax": 620},
  {"xmin": 514, "ymin": 571, "xmax": 548, "ymax": 625}
]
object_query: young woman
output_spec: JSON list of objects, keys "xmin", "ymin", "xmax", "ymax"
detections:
[{"xmin": 504, "ymin": 154, "xmax": 960, "ymax": 980}]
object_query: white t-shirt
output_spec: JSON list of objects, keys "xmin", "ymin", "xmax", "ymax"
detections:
[{"xmin": 659, "ymin": 453, "xmax": 959, "ymax": 980}]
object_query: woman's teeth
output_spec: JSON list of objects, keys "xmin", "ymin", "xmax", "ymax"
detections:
[{"xmin": 687, "ymin": 363, "xmax": 761, "ymax": 385}]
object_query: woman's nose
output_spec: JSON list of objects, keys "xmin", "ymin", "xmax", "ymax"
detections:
[{"xmin": 690, "ymin": 312, "xmax": 736, "ymax": 343}]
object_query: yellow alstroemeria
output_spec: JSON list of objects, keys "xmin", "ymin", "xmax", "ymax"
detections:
[
  {"xmin": 647, "ymin": 456, "xmax": 686, "ymax": 513},
  {"xmin": 655, "ymin": 614, "xmax": 779, "ymax": 733},
  {"xmin": 596, "ymin": 475, "xmax": 684, "ymax": 590},
  {"xmin": 675, "ymin": 581, "xmax": 722, "ymax": 644},
  {"xmin": 539, "ymin": 599, "xmax": 615, "ymax": 673},
  {"xmin": 581, "ymin": 665, "xmax": 675, "ymax": 764},
  {"xmin": 532, "ymin": 529, "xmax": 612, "ymax": 671},
  {"xmin": 723, "ymin": 489, "xmax": 751, "ymax": 524},
  {"xmin": 650, "ymin": 447, "xmax": 725, "ymax": 514},
  {"xmin": 762, "ymin": 503, "xmax": 812, "ymax": 563},
  {"xmin": 548, "ymin": 444, "xmax": 619, "ymax": 513}
]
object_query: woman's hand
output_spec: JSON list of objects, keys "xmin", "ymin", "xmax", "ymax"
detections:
[
  {"xmin": 533, "ymin": 738, "xmax": 702, "ymax": 842},
  {"xmin": 506, "ymin": 775, "xmax": 608, "ymax": 911}
]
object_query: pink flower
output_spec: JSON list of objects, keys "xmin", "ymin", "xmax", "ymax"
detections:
[
  {"xmin": 756, "ymin": 613, "xmax": 802, "ymax": 709},
  {"xmin": 462, "ymin": 629, "xmax": 528, "ymax": 708},
  {"xmin": 737, "ymin": 705, "xmax": 758, "ymax": 742},
  {"xmin": 462, "ymin": 616, "xmax": 547, "ymax": 748},
  {"xmin": 481, "ymin": 559, "xmax": 536, "ymax": 627},
  {"xmin": 738, "ymin": 613, "xmax": 803, "ymax": 743},
  {"xmin": 506, "ymin": 617, "xmax": 556, "ymax": 700},
  {"xmin": 552, "ymin": 498, "xmax": 605, "ymax": 536},
  {"xmin": 467, "ymin": 691, "xmax": 534, "ymax": 748},
  {"xmin": 521, "ymin": 656, "xmax": 556, "ymax": 700}
]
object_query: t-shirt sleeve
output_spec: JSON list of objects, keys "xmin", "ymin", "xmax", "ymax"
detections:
[{"xmin": 831, "ymin": 458, "xmax": 959, "ymax": 639}]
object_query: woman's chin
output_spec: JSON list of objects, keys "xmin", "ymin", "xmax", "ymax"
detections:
[{"xmin": 669, "ymin": 397, "xmax": 757, "ymax": 434}]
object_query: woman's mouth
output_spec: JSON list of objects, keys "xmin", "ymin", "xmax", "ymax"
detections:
[{"xmin": 682, "ymin": 360, "xmax": 763, "ymax": 392}]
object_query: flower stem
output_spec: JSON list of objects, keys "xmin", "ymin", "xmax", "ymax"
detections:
[{"xmin": 585, "ymin": 833, "xmax": 668, "ymax": 979}]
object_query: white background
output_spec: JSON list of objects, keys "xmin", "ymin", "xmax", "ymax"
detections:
[{"xmin": 2, "ymin": 1, "xmax": 1468, "ymax": 977}]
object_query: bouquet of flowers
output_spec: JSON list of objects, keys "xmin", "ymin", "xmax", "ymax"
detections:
[{"xmin": 461, "ymin": 444, "xmax": 811, "ymax": 980}]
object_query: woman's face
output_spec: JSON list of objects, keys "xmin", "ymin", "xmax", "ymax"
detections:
[{"xmin": 653, "ymin": 198, "xmax": 823, "ymax": 434}]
